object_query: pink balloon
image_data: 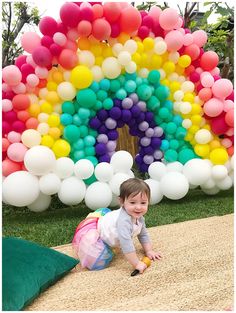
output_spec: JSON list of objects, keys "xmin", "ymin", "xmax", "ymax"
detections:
[
  {"xmin": 200, "ymin": 73, "xmax": 214, "ymax": 88},
  {"xmin": 7, "ymin": 143, "xmax": 28, "ymax": 162},
  {"xmin": 183, "ymin": 33, "xmax": 193, "ymax": 46},
  {"xmin": 15, "ymin": 55, "xmax": 27, "ymax": 69},
  {"xmin": 2, "ymin": 158, "xmax": 22, "ymax": 176},
  {"xmin": 142, "ymin": 15, "xmax": 154, "ymax": 28},
  {"xmin": 2, "ymin": 99, "xmax": 13, "ymax": 112},
  {"xmin": 7, "ymin": 131, "xmax": 21, "ymax": 143},
  {"xmin": 192, "ymin": 30, "xmax": 208, "ymax": 47},
  {"xmin": 80, "ymin": 7, "xmax": 94, "ymax": 21},
  {"xmin": 12, "ymin": 83, "xmax": 26, "ymax": 95},
  {"xmin": 77, "ymin": 20, "xmax": 92, "ymax": 37},
  {"xmin": 211, "ymin": 79, "xmax": 233, "ymax": 99},
  {"xmin": 41, "ymin": 35, "xmax": 54, "ymax": 48},
  {"xmin": 67, "ymin": 28, "xmax": 79, "ymax": 41},
  {"xmin": 221, "ymin": 138, "xmax": 232, "ymax": 148},
  {"xmin": 103, "ymin": 2, "xmax": 121, "ymax": 23},
  {"xmin": 2, "ymin": 121, "xmax": 11, "ymax": 136},
  {"xmin": 138, "ymin": 26, "xmax": 150, "ymax": 40},
  {"xmin": 50, "ymin": 43, "xmax": 62, "ymax": 56},
  {"xmin": 4, "ymin": 110, "xmax": 17, "ymax": 123},
  {"xmin": 119, "ymin": 6, "xmax": 142, "ymax": 34},
  {"xmin": 224, "ymin": 100, "xmax": 234, "ymax": 112},
  {"xmin": 60, "ymin": 3, "xmax": 81, "ymax": 27},
  {"xmin": 92, "ymin": 19, "xmax": 111, "ymax": 40},
  {"xmin": 92, "ymin": 4, "xmax": 104, "ymax": 20},
  {"xmin": 2, "ymin": 65, "xmax": 22, "ymax": 86},
  {"xmin": 12, "ymin": 121, "xmax": 26, "ymax": 133},
  {"xmin": 211, "ymin": 115, "xmax": 229, "ymax": 135},
  {"xmin": 165, "ymin": 30, "xmax": 184, "ymax": 51},
  {"xmin": 200, "ymin": 51, "xmax": 219, "ymax": 71},
  {"xmin": 39, "ymin": 16, "xmax": 58, "ymax": 36},
  {"xmin": 159, "ymin": 8, "xmax": 179, "ymax": 30},
  {"xmin": 148, "ymin": 6, "xmax": 162, "ymax": 20},
  {"xmin": 26, "ymin": 74, "xmax": 39, "ymax": 87},
  {"xmin": 225, "ymin": 109, "xmax": 234, "ymax": 127},
  {"xmin": 32, "ymin": 46, "xmax": 52, "ymax": 67},
  {"xmin": 110, "ymin": 23, "xmax": 120, "ymax": 38},
  {"xmin": 203, "ymin": 98, "xmax": 224, "ymax": 117},
  {"xmin": 21, "ymin": 64, "xmax": 35, "ymax": 82},
  {"xmin": 21, "ymin": 32, "xmax": 42, "ymax": 53}
]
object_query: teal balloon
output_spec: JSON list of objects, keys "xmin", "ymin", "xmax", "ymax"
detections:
[
  {"xmin": 103, "ymin": 98, "xmax": 113, "ymax": 110},
  {"xmin": 125, "ymin": 72, "xmax": 137, "ymax": 80},
  {"xmin": 137, "ymin": 84, "xmax": 152, "ymax": 101},
  {"xmin": 147, "ymin": 96, "xmax": 160, "ymax": 112},
  {"xmin": 160, "ymin": 139, "xmax": 169, "ymax": 151},
  {"xmin": 90, "ymin": 81, "xmax": 100, "ymax": 92},
  {"xmin": 110, "ymin": 79, "xmax": 121, "ymax": 92},
  {"xmin": 73, "ymin": 114, "xmax": 82, "ymax": 126},
  {"xmin": 166, "ymin": 122, "xmax": 177, "ymax": 134},
  {"xmin": 84, "ymin": 135, "xmax": 96, "ymax": 146},
  {"xmin": 169, "ymin": 139, "xmax": 179, "ymax": 150},
  {"xmin": 160, "ymin": 122, "xmax": 167, "ymax": 131},
  {"xmin": 78, "ymin": 108, "xmax": 90, "ymax": 119},
  {"xmin": 172, "ymin": 114, "xmax": 182, "ymax": 126},
  {"xmin": 76, "ymin": 88, "xmax": 97, "ymax": 109},
  {"xmin": 64, "ymin": 125, "xmax": 80, "ymax": 142},
  {"xmin": 90, "ymin": 109, "xmax": 96, "ymax": 117},
  {"xmin": 97, "ymin": 90, "xmax": 107, "ymax": 101},
  {"xmin": 85, "ymin": 156, "xmax": 98, "ymax": 166},
  {"xmin": 158, "ymin": 107, "xmax": 170, "ymax": 119},
  {"xmin": 178, "ymin": 148, "xmax": 196, "ymax": 164},
  {"xmin": 175, "ymin": 127, "xmax": 187, "ymax": 140},
  {"xmin": 88, "ymin": 129, "xmax": 98, "ymax": 137},
  {"xmin": 85, "ymin": 146, "xmax": 96, "ymax": 156},
  {"xmin": 154, "ymin": 115, "xmax": 163, "ymax": 125},
  {"xmin": 164, "ymin": 149, "xmax": 178, "ymax": 162},
  {"xmin": 163, "ymin": 100, "xmax": 173, "ymax": 111},
  {"xmin": 148, "ymin": 70, "xmax": 160, "ymax": 84},
  {"xmin": 73, "ymin": 138, "xmax": 84, "ymax": 150},
  {"xmin": 60, "ymin": 113, "xmax": 73, "ymax": 126},
  {"xmin": 79, "ymin": 125, "xmax": 88, "ymax": 138},
  {"xmin": 116, "ymin": 88, "xmax": 127, "ymax": 100},
  {"xmin": 118, "ymin": 75, "xmax": 125, "ymax": 85},
  {"xmin": 73, "ymin": 150, "xmax": 85, "ymax": 162},
  {"xmin": 155, "ymin": 85, "xmax": 170, "ymax": 101},
  {"xmin": 100, "ymin": 79, "xmax": 110, "ymax": 91},
  {"xmin": 95, "ymin": 100, "xmax": 103, "ymax": 111},
  {"xmin": 136, "ymin": 77, "xmax": 143, "ymax": 86},
  {"xmin": 83, "ymin": 173, "xmax": 97, "ymax": 185},
  {"xmin": 62, "ymin": 101, "xmax": 75, "ymax": 115},
  {"xmin": 124, "ymin": 80, "xmax": 137, "ymax": 93}
]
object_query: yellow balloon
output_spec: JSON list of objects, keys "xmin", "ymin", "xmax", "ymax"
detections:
[
  {"xmin": 95, "ymin": 56, "xmax": 104, "ymax": 66},
  {"xmin": 47, "ymin": 114, "xmax": 60, "ymax": 127},
  {"xmin": 170, "ymin": 81, "xmax": 181, "ymax": 93},
  {"xmin": 132, "ymin": 52, "xmax": 141, "ymax": 65},
  {"xmin": 28, "ymin": 103, "xmax": 40, "ymax": 117},
  {"xmin": 183, "ymin": 92, "xmax": 194, "ymax": 103},
  {"xmin": 52, "ymin": 139, "xmax": 71, "ymax": 158},
  {"xmin": 90, "ymin": 43, "xmax": 102, "ymax": 56},
  {"xmin": 48, "ymin": 127, "xmax": 61, "ymax": 139},
  {"xmin": 70, "ymin": 65, "xmax": 93, "ymax": 89},
  {"xmin": 143, "ymin": 37, "xmax": 154, "ymax": 51},
  {"xmin": 47, "ymin": 81, "xmax": 58, "ymax": 91},
  {"xmin": 40, "ymin": 101, "xmax": 53, "ymax": 114},
  {"xmin": 163, "ymin": 61, "xmax": 175, "ymax": 74},
  {"xmin": 210, "ymin": 148, "xmax": 229, "ymax": 165},
  {"xmin": 118, "ymin": 32, "xmax": 130, "ymax": 45},
  {"xmin": 78, "ymin": 37, "xmax": 91, "ymax": 50},
  {"xmin": 194, "ymin": 144, "xmax": 210, "ymax": 157},
  {"xmin": 209, "ymin": 140, "xmax": 221, "ymax": 150},
  {"xmin": 178, "ymin": 55, "xmax": 191, "ymax": 68},
  {"xmin": 191, "ymin": 115, "xmax": 202, "ymax": 125},
  {"xmin": 136, "ymin": 41, "xmax": 144, "ymax": 54},
  {"xmin": 151, "ymin": 54, "xmax": 163, "ymax": 68},
  {"xmin": 41, "ymin": 135, "xmax": 54, "ymax": 148},
  {"xmin": 188, "ymin": 125, "xmax": 200, "ymax": 134},
  {"xmin": 52, "ymin": 71, "xmax": 64, "ymax": 84},
  {"xmin": 46, "ymin": 91, "xmax": 60, "ymax": 104},
  {"xmin": 191, "ymin": 103, "xmax": 202, "ymax": 115}
]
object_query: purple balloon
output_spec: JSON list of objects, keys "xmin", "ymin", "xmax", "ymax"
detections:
[
  {"xmin": 95, "ymin": 143, "xmax": 107, "ymax": 155},
  {"xmin": 154, "ymin": 149, "xmax": 163, "ymax": 160},
  {"xmin": 135, "ymin": 154, "xmax": 142, "ymax": 165},
  {"xmin": 109, "ymin": 107, "xmax": 122, "ymax": 120},
  {"xmin": 105, "ymin": 117, "xmax": 117, "ymax": 129},
  {"xmin": 107, "ymin": 130, "xmax": 118, "ymax": 140},
  {"xmin": 99, "ymin": 154, "xmax": 110, "ymax": 163},
  {"xmin": 114, "ymin": 98, "xmax": 122, "ymax": 107},
  {"xmin": 128, "ymin": 118, "xmax": 136, "ymax": 127},
  {"xmin": 151, "ymin": 137, "xmax": 161, "ymax": 148},
  {"xmin": 117, "ymin": 119, "xmax": 125, "ymax": 128},
  {"xmin": 106, "ymin": 140, "xmax": 117, "ymax": 152},
  {"xmin": 89, "ymin": 117, "xmax": 101, "ymax": 130},
  {"xmin": 136, "ymin": 101, "xmax": 147, "ymax": 111},
  {"xmin": 140, "ymin": 163, "xmax": 149, "ymax": 172},
  {"xmin": 138, "ymin": 121, "xmax": 149, "ymax": 131},
  {"xmin": 143, "ymin": 155, "xmax": 154, "ymax": 165},
  {"xmin": 130, "ymin": 105, "xmax": 141, "ymax": 117},
  {"xmin": 98, "ymin": 125, "xmax": 109, "ymax": 134},
  {"xmin": 136, "ymin": 112, "xmax": 145, "ymax": 123},
  {"xmin": 140, "ymin": 137, "xmax": 151, "ymax": 147},
  {"xmin": 122, "ymin": 110, "xmax": 132, "ymax": 122},
  {"xmin": 145, "ymin": 128, "xmax": 154, "ymax": 137},
  {"xmin": 108, "ymin": 151, "xmax": 115, "ymax": 157},
  {"xmin": 145, "ymin": 111, "xmax": 154, "ymax": 122},
  {"xmin": 97, "ymin": 134, "xmax": 108, "ymax": 144},
  {"xmin": 153, "ymin": 126, "xmax": 164, "ymax": 137},
  {"xmin": 149, "ymin": 121, "xmax": 156, "ymax": 128},
  {"xmin": 129, "ymin": 93, "xmax": 139, "ymax": 104},
  {"xmin": 97, "ymin": 109, "xmax": 108, "ymax": 121},
  {"xmin": 122, "ymin": 97, "xmax": 133, "ymax": 109},
  {"xmin": 143, "ymin": 146, "xmax": 154, "ymax": 154},
  {"xmin": 129, "ymin": 128, "xmax": 138, "ymax": 136}
]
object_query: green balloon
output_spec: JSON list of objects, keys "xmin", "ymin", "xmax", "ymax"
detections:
[
  {"xmin": 88, "ymin": 129, "xmax": 98, "ymax": 137},
  {"xmin": 158, "ymin": 107, "xmax": 170, "ymax": 119},
  {"xmin": 166, "ymin": 122, "xmax": 177, "ymax": 134},
  {"xmin": 164, "ymin": 149, "xmax": 178, "ymax": 162},
  {"xmin": 124, "ymin": 80, "xmax": 137, "ymax": 93},
  {"xmin": 62, "ymin": 101, "xmax": 75, "ymax": 115},
  {"xmin": 178, "ymin": 148, "xmax": 196, "ymax": 164},
  {"xmin": 76, "ymin": 88, "xmax": 97, "ymax": 108},
  {"xmin": 148, "ymin": 70, "xmax": 160, "ymax": 84},
  {"xmin": 137, "ymin": 84, "xmax": 152, "ymax": 101},
  {"xmin": 110, "ymin": 79, "xmax": 121, "ymax": 92},
  {"xmin": 175, "ymin": 127, "xmax": 187, "ymax": 140},
  {"xmin": 103, "ymin": 98, "xmax": 113, "ymax": 110},
  {"xmin": 78, "ymin": 108, "xmax": 90, "ymax": 119},
  {"xmin": 97, "ymin": 90, "xmax": 107, "ymax": 101},
  {"xmin": 116, "ymin": 88, "xmax": 127, "ymax": 100},
  {"xmin": 83, "ymin": 173, "xmax": 97, "ymax": 185},
  {"xmin": 72, "ymin": 114, "xmax": 82, "ymax": 126},
  {"xmin": 85, "ymin": 146, "xmax": 96, "ymax": 156},
  {"xmin": 73, "ymin": 150, "xmax": 85, "ymax": 162},
  {"xmin": 169, "ymin": 139, "xmax": 179, "ymax": 150},
  {"xmin": 79, "ymin": 125, "xmax": 88, "ymax": 138},
  {"xmin": 73, "ymin": 138, "xmax": 84, "ymax": 150},
  {"xmin": 95, "ymin": 100, "xmax": 103, "ymax": 111},
  {"xmin": 64, "ymin": 125, "xmax": 80, "ymax": 142},
  {"xmin": 147, "ymin": 96, "xmax": 160, "ymax": 112},
  {"xmin": 84, "ymin": 135, "xmax": 96, "ymax": 146},
  {"xmin": 154, "ymin": 85, "xmax": 170, "ymax": 101},
  {"xmin": 85, "ymin": 156, "xmax": 98, "ymax": 166}
]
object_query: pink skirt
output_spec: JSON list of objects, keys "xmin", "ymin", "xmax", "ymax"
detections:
[{"xmin": 72, "ymin": 209, "xmax": 114, "ymax": 270}]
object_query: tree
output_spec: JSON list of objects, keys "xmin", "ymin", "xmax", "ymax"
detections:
[{"xmin": 2, "ymin": 2, "xmax": 40, "ymax": 68}]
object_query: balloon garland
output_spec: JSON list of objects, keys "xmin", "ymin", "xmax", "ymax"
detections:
[{"xmin": 2, "ymin": 2, "xmax": 234, "ymax": 211}]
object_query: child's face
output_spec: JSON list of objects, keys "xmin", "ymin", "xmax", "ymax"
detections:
[{"xmin": 120, "ymin": 192, "xmax": 149, "ymax": 219}]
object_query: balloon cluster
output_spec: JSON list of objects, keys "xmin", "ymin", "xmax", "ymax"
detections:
[{"xmin": 2, "ymin": 2, "xmax": 234, "ymax": 209}]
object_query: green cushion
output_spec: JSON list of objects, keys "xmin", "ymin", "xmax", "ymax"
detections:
[{"xmin": 2, "ymin": 237, "xmax": 79, "ymax": 311}]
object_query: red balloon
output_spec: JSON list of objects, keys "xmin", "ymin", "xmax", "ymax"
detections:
[
  {"xmin": 211, "ymin": 115, "xmax": 229, "ymax": 135},
  {"xmin": 80, "ymin": 7, "xmax": 94, "ymax": 22},
  {"xmin": 58, "ymin": 49, "xmax": 78, "ymax": 69},
  {"xmin": 2, "ymin": 121, "xmax": 11, "ymax": 136},
  {"xmin": 92, "ymin": 19, "xmax": 111, "ymax": 41},
  {"xmin": 200, "ymin": 51, "xmax": 219, "ymax": 71},
  {"xmin": 2, "ymin": 158, "xmax": 22, "ymax": 176},
  {"xmin": 12, "ymin": 121, "xmax": 26, "ymax": 133},
  {"xmin": 12, "ymin": 94, "xmax": 30, "ymax": 110},
  {"xmin": 50, "ymin": 43, "xmax": 62, "ymax": 56},
  {"xmin": 184, "ymin": 44, "xmax": 200, "ymax": 61},
  {"xmin": 110, "ymin": 23, "xmax": 120, "ymax": 38},
  {"xmin": 3, "ymin": 110, "xmax": 17, "ymax": 123},
  {"xmin": 119, "ymin": 6, "xmax": 142, "ymax": 34},
  {"xmin": 103, "ymin": 2, "xmax": 121, "ymax": 23},
  {"xmin": 225, "ymin": 109, "xmax": 234, "ymax": 127},
  {"xmin": 39, "ymin": 16, "xmax": 58, "ymax": 36}
]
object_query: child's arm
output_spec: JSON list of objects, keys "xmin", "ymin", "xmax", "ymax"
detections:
[
  {"xmin": 124, "ymin": 251, "xmax": 147, "ymax": 273},
  {"xmin": 141, "ymin": 242, "xmax": 162, "ymax": 260}
]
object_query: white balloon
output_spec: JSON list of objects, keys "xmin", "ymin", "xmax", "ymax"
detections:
[
  {"xmin": 144, "ymin": 179, "xmax": 163, "ymax": 205},
  {"xmin": 24, "ymin": 146, "xmax": 56, "ymax": 176},
  {"xmin": 109, "ymin": 193, "xmax": 120, "ymax": 207},
  {"xmin": 166, "ymin": 161, "xmax": 183, "ymax": 172},
  {"xmin": 230, "ymin": 155, "xmax": 234, "ymax": 169},
  {"xmin": 128, "ymin": 170, "xmax": 135, "ymax": 178},
  {"xmin": 183, "ymin": 159, "xmax": 211, "ymax": 185},
  {"xmin": 110, "ymin": 151, "xmax": 133, "ymax": 173},
  {"xmin": 211, "ymin": 165, "xmax": 228, "ymax": 181},
  {"xmin": 58, "ymin": 177, "xmax": 86, "ymax": 205},
  {"xmin": 148, "ymin": 162, "xmax": 167, "ymax": 181},
  {"xmin": 85, "ymin": 182, "xmax": 112, "ymax": 210},
  {"xmin": 216, "ymin": 176, "xmax": 233, "ymax": 190},
  {"xmin": 3, "ymin": 171, "xmax": 39, "ymax": 207},
  {"xmin": 109, "ymin": 173, "xmax": 131, "ymax": 196},
  {"xmin": 160, "ymin": 172, "xmax": 189, "ymax": 200},
  {"xmin": 74, "ymin": 159, "xmax": 94, "ymax": 179},
  {"xmin": 27, "ymin": 192, "xmax": 51, "ymax": 212},
  {"xmin": 201, "ymin": 186, "xmax": 220, "ymax": 195},
  {"xmin": 53, "ymin": 157, "xmax": 75, "ymax": 179},
  {"xmin": 39, "ymin": 173, "xmax": 61, "ymax": 195},
  {"xmin": 94, "ymin": 162, "xmax": 114, "ymax": 182},
  {"xmin": 201, "ymin": 178, "xmax": 216, "ymax": 189}
]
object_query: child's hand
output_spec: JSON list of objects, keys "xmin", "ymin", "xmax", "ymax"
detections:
[
  {"xmin": 146, "ymin": 250, "xmax": 162, "ymax": 261},
  {"xmin": 135, "ymin": 261, "xmax": 147, "ymax": 274}
]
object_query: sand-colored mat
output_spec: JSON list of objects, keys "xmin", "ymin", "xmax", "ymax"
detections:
[{"xmin": 26, "ymin": 214, "xmax": 234, "ymax": 311}]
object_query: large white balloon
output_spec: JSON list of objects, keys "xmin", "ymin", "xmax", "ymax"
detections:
[
  {"xmin": 183, "ymin": 159, "xmax": 211, "ymax": 185},
  {"xmin": 148, "ymin": 162, "xmax": 167, "ymax": 181},
  {"xmin": 27, "ymin": 192, "xmax": 51, "ymax": 212},
  {"xmin": 109, "ymin": 172, "xmax": 131, "ymax": 196},
  {"xmin": 24, "ymin": 146, "xmax": 56, "ymax": 176},
  {"xmin": 144, "ymin": 179, "xmax": 163, "ymax": 205},
  {"xmin": 166, "ymin": 161, "xmax": 183, "ymax": 172},
  {"xmin": 160, "ymin": 172, "xmax": 189, "ymax": 200},
  {"xmin": 94, "ymin": 162, "xmax": 114, "ymax": 182},
  {"xmin": 53, "ymin": 157, "xmax": 74, "ymax": 179},
  {"xmin": 216, "ymin": 176, "xmax": 233, "ymax": 190},
  {"xmin": 110, "ymin": 150, "xmax": 133, "ymax": 173},
  {"xmin": 39, "ymin": 173, "xmax": 61, "ymax": 195},
  {"xmin": 201, "ymin": 186, "xmax": 220, "ymax": 195},
  {"xmin": 74, "ymin": 159, "xmax": 94, "ymax": 179},
  {"xmin": 109, "ymin": 193, "xmax": 120, "ymax": 207},
  {"xmin": 3, "ymin": 171, "xmax": 39, "ymax": 207},
  {"xmin": 85, "ymin": 182, "xmax": 112, "ymax": 210},
  {"xmin": 58, "ymin": 177, "xmax": 86, "ymax": 205},
  {"xmin": 211, "ymin": 165, "xmax": 228, "ymax": 181}
]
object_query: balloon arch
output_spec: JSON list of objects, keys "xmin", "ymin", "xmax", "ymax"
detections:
[{"xmin": 2, "ymin": 2, "xmax": 234, "ymax": 211}]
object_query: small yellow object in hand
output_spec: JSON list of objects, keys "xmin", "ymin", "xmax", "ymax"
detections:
[{"xmin": 131, "ymin": 257, "xmax": 151, "ymax": 276}]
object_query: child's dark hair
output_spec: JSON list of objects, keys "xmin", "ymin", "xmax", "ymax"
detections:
[{"xmin": 119, "ymin": 178, "xmax": 150, "ymax": 201}]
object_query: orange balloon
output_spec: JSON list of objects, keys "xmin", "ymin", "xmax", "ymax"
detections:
[
  {"xmin": 58, "ymin": 49, "xmax": 78, "ymax": 69},
  {"xmin": 198, "ymin": 88, "xmax": 212, "ymax": 102},
  {"xmin": 25, "ymin": 117, "xmax": 39, "ymax": 129},
  {"xmin": 227, "ymin": 146, "xmax": 234, "ymax": 156},
  {"xmin": 12, "ymin": 94, "xmax": 30, "ymax": 110},
  {"xmin": 17, "ymin": 110, "xmax": 30, "ymax": 122}
]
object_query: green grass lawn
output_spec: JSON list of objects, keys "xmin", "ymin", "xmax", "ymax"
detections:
[{"xmin": 2, "ymin": 188, "xmax": 234, "ymax": 247}]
